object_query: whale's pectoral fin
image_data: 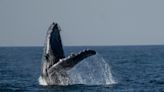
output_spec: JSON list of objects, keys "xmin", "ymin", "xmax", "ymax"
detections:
[{"xmin": 59, "ymin": 49, "xmax": 96, "ymax": 70}]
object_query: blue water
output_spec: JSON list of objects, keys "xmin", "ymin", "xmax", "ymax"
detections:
[{"xmin": 0, "ymin": 46, "xmax": 164, "ymax": 92}]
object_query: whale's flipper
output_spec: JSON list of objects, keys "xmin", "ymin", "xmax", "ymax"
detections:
[
  {"xmin": 40, "ymin": 22, "xmax": 96, "ymax": 85},
  {"xmin": 49, "ymin": 49, "xmax": 96, "ymax": 71},
  {"xmin": 60, "ymin": 49, "xmax": 96, "ymax": 69}
]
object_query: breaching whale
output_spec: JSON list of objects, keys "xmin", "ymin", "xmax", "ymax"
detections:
[{"xmin": 39, "ymin": 23, "xmax": 96, "ymax": 85}]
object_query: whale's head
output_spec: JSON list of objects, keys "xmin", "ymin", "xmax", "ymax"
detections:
[{"xmin": 44, "ymin": 23, "xmax": 65, "ymax": 64}]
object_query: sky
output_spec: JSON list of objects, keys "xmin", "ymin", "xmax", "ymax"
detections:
[{"xmin": 0, "ymin": 0, "xmax": 164, "ymax": 46}]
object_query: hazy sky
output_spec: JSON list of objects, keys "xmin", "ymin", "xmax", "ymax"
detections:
[{"xmin": 0, "ymin": 0, "xmax": 164, "ymax": 46}]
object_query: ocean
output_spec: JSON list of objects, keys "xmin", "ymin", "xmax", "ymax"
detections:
[{"xmin": 0, "ymin": 46, "xmax": 164, "ymax": 92}]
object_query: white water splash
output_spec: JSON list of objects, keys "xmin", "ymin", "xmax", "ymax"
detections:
[
  {"xmin": 67, "ymin": 54, "xmax": 116, "ymax": 85},
  {"xmin": 39, "ymin": 76, "xmax": 48, "ymax": 86}
]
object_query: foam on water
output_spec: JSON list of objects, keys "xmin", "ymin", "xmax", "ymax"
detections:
[{"xmin": 67, "ymin": 54, "xmax": 116, "ymax": 85}]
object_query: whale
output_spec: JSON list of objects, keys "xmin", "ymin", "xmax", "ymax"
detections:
[{"xmin": 39, "ymin": 23, "xmax": 96, "ymax": 85}]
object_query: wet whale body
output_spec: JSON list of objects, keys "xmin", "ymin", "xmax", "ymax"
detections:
[{"xmin": 39, "ymin": 23, "xmax": 96, "ymax": 85}]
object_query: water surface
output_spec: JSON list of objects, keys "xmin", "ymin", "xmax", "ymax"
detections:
[{"xmin": 0, "ymin": 46, "xmax": 164, "ymax": 92}]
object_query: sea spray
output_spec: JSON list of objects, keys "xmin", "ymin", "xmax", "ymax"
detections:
[{"xmin": 67, "ymin": 54, "xmax": 116, "ymax": 85}]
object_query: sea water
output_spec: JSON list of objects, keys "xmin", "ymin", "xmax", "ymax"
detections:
[{"xmin": 0, "ymin": 46, "xmax": 164, "ymax": 91}]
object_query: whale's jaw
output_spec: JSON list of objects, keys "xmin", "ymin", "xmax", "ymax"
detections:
[{"xmin": 39, "ymin": 23, "xmax": 96, "ymax": 85}]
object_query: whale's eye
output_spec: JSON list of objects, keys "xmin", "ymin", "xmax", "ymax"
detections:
[{"xmin": 45, "ymin": 54, "xmax": 49, "ymax": 60}]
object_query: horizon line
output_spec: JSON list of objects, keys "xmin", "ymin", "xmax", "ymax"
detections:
[{"xmin": 0, "ymin": 44, "xmax": 164, "ymax": 47}]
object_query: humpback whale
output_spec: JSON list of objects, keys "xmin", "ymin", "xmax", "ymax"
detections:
[{"xmin": 39, "ymin": 23, "xmax": 96, "ymax": 85}]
